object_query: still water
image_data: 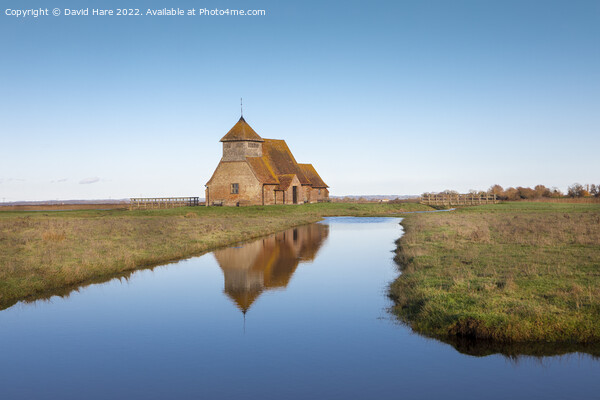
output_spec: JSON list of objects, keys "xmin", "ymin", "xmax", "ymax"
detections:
[{"xmin": 0, "ymin": 217, "xmax": 598, "ymax": 399}]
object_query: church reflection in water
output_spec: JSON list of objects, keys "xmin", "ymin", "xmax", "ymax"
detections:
[{"xmin": 213, "ymin": 223, "xmax": 330, "ymax": 314}]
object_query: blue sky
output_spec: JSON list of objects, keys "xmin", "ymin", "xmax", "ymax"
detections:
[{"xmin": 1, "ymin": 0, "xmax": 598, "ymax": 200}]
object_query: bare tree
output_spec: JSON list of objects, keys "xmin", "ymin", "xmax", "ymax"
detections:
[{"xmin": 567, "ymin": 183, "xmax": 587, "ymax": 197}]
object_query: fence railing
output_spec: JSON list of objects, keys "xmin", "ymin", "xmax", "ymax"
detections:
[
  {"xmin": 129, "ymin": 197, "xmax": 200, "ymax": 210},
  {"xmin": 420, "ymin": 194, "xmax": 498, "ymax": 206}
]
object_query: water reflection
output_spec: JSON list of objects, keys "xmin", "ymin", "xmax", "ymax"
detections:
[
  {"xmin": 214, "ymin": 223, "xmax": 329, "ymax": 313},
  {"xmin": 438, "ymin": 336, "xmax": 600, "ymax": 359}
]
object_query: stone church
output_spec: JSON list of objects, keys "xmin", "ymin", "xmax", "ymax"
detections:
[{"xmin": 205, "ymin": 116, "xmax": 329, "ymax": 206}]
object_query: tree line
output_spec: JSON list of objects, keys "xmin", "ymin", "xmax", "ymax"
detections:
[{"xmin": 424, "ymin": 183, "xmax": 600, "ymax": 200}]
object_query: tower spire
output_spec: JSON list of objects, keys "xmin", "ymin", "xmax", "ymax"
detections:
[{"xmin": 240, "ymin": 97, "xmax": 243, "ymax": 118}]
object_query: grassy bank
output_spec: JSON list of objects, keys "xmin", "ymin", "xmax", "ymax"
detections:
[
  {"xmin": 0, "ymin": 202, "xmax": 430, "ymax": 310},
  {"xmin": 390, "ymin": 202, "xmax": 600, "ymax": 343}
]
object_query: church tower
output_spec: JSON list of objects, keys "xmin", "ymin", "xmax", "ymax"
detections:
[{"xmin": 220, "ymin": 117, "xmax": 264, "ymax": 161}]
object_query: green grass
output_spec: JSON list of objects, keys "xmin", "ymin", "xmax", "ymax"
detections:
[
  {"xmin": 389, "ymin": 202, "xmax": 600, "ymax": 344},
  {"xmin": 0, "ymin": 202, "xmax": 430, "ymax": 310}
]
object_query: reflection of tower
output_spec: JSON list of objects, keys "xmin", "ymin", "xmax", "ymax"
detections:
[{"xmin": 213, "ymin": 223, "xmax": 329, "ymax": 314}]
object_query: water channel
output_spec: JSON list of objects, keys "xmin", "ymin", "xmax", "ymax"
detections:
[{"xmin": 0, "ymin": 217, "xmax": 598, "ymax": 399}]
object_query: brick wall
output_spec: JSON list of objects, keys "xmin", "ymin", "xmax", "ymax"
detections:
[
  {"xmin": 222, "ymin": 141, "xmax": 262, "ymax": 161},
  {"xmin": 317, "ymin": 188, "xmax": 329, "ymax": 201},
  {"xmin": 263, "ymin": 185, "xmax": 277, "ymax": 205},
  {"xmin": 275, "ymin": 190, "xmax": 284, "ymax": 204},
  {"xmin": 206, "ymin": 161, "xmax": 262, "ymax": 206}
]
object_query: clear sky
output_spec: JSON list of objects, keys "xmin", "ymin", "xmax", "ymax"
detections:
[{"xmin": 1, "ymin": 0, "xmax": 598, "ymax": 201}]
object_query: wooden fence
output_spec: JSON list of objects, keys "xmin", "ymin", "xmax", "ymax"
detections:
[
  {"xmin": 420, "ymin": 193, "xmax": 498, "ymax": 206},
  {"xmin": 129, "ymin": 197, "xmax": 200, "ymax": 210}
]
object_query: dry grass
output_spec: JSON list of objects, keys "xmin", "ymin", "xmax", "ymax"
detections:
[
  {"xmin": 0, "ymin": 203, "xmax": 128, "ymax": 211},
  {"xmin": 390, "ymin": 202, "xmax": 600, "ymax": 343},
  {"xmin": 41, "ymin": 230, "xmax": 67, "ymax": 242}
]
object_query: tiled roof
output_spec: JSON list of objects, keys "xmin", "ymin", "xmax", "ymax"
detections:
[
  {"xmin": 220, "ymin": 117, "xmax": 264, "ymax": 142},
  {"xmin": 276, "ymin": 174, "xmax": 296, "ymax": 191},
  {"xmin": 298, "ymin": 163, "xmax": 328, "ymax": 188},
  {"xmin": 246, "ymin": 157, "xmax": 278, "ymax": 184},
  {"xmin": 261, "ymin": 139, "xmax": 310, "ymax": 185}
]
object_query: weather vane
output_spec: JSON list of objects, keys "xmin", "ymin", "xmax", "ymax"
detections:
[{"xmin": 241, "ymin": 97, "xmax": 243, "ymax": 117}]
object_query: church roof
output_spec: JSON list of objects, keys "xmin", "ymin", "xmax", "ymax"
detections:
[
  {"xmin": 275, "ymin": 174, "xmax": 296, "ymax": 191},
  {"xmin": 298, "ymin": 164, "xmax": 328, "ymax": 188},
  {"xmin": 246, "ymin": 157, "xmax": 278, "ymax": 184},
  {"xmin": 245, "ymin": 139, "xmax": 328, "ymax": 188},
  {"xmin": 260, "ymin": 139, "xmax": 311, "ymax": 185},
  {"xmin": 220, "ymin": 116, "xmax": 264, "ymax": 142}
]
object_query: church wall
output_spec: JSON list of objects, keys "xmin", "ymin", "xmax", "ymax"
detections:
[
  {"xmin": 275, "ymin": 190, "xmax": 284, "ymax": 204},
  {"xmin": 222, "ymin": 141, "xmax": 262, "ymax": 161},
  {"xmin": 301, "ymin": 185, "xmax": 312, "ymax": 203},
  {"xmin": 207, "ymin": 161, "xmax": 262, "ymax": 206},
  {"xmin": 316, "ymin": 188, "xmax": 330, "ymax": 201},
  {"xmin": 307, "ymin": 188, "xmax": 318, "ymax": 204},
  {"xmin": 263, "ymin": 185, "xmax": 277, "ymax": 205}
]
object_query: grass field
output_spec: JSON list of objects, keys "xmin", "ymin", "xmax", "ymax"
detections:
[
  {"xmin": 0, "ymin": 202, "xmax": 430, "ymax": 310},
  {"xmin": 390, "ymin": 202, "xmax": 600, "ymax": 343}
]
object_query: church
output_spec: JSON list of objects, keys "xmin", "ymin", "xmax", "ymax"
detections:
[{"xmin": 205, "ymin": 116, "xmax": 329, "ymax": 206}]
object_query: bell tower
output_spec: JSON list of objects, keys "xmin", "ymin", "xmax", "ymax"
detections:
[{"xmin": 220, "ymin": 116, "xmax": 264, "ymax": 161}]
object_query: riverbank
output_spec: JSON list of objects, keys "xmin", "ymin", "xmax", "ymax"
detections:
[
  {"xmin": 390, "ymin": 202, "xmax": 600, "ymax": 343},
  {"xmin": 0, "ymin": 202, "xmax": 431, "ymax": 310}
]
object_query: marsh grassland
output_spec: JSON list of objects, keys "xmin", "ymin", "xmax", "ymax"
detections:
[
  {"xmin": 390, "ymin": 202, "xmax": 600, "ymax": 343},
  {"xmin": 5, "ymin": 200, "xmax": 599, "ymax": 345},
  {"xmin": 0, "ymin": 202, "xmax": 430, "ymax": 310}
]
